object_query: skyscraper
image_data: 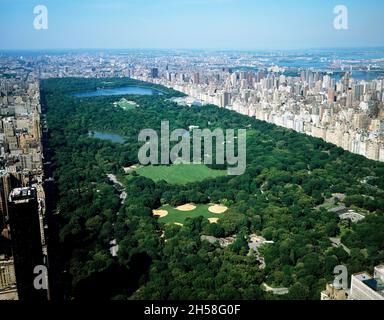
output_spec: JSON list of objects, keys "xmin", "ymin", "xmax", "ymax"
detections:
[
  {"xmin": 0, "ymin": 173, "xmax": 11, "ymax": 231},
  {"xmin": 221, "ymin": 92, "xmax": 231, "ymax": 107},
  {"xmin": 150, "ymin": 68, "xmax": 159, "ymax": 79},
  {"xmin": 352, "ymin": 84, "xmax": 363, "ymax": 101},
  {"xmin": 8, "ymin": 187, "xmax": 46, "ymax": 302},
  {"xmin": 193, "ymin": 73, "xmax": 200, "ymax": 85}
]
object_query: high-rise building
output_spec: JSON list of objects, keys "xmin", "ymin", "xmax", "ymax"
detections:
[
  {"xmin": 231, "ymin": 73, "xmax": 238, "ymax": 86},
  {"xmin": 150, "ymin": 67, "xmax": 159, "ymax": 79},
  {"xmin": 346, "ymin": 90, "xmax": 353, "ymax": 107},
  {"xmin": 328, "ymin": 89, "xmax": 335, "ymax": 103},
  {"xmin": 220, "ymin": 92, "xmax": 231, "ymax": 107},
  {"xmin": 178, "ymin": 73, "xmax": 185, "ymax": 83},
  {"xmin": 375, "ymin": 265, "xmax": 384, "ymax": 280},
  {"xmin": 323, "ymin": 75, "xmax": 331, "ymax": 89},
  {"xmin": 342, "ymin": 72, "xmax": 350, "ymax": 89},
  {"xmin": 0, "ymin": 173, "xmax": 12, "ymax": 230},
  {"xmin": 193, "ymin": 73, "xmax": 200, "ymax": 85},
  {"xmin": 8, "ymin": 187, "xmax": 46, "ymax": 302},
  {"xmin": 352, "ymin": 84, "xmax": 363, "ymax": 101}
]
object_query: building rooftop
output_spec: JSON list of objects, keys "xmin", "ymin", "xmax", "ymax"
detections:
[
  {"xmin": 353, "ymin": 272, "xmax": 372, "ymax": 282},
  {"xmin": 9, "ymin": 187, "xmax": 36, "ymax": 203},
  {"xmin": 375, "ymin": 265, "xmax": 384, "ymax": 273},
  {"xmin": 329, "ymin": 205, "xmax": 348, "ymax": 214},
  {"xmin": 353, "ymin": 271, "xmax": 384, "ymax": 297}
]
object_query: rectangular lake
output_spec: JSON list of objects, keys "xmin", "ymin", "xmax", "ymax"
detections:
[{"xmin": 72, "ymin": 86, "xmax": 163, "ymax": 97}]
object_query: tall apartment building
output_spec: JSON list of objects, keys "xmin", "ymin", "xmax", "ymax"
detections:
[
  {"xmin": 193, "ymin": 72, "xmax": 200, "ymax": 85},
  {"xmin": 150, "ymin": 67, "xmax": 159, "ymax": 79},
  {"xmin": 8, "ymin": 187, "xmax": 46, "ymax": 302},
  {"xmin": 220, "ymin": 92, "xmax": 231, "ymax": 108},
  {"xmin": 0, "ymin": 173, "xmax": 12, "ymax": 229}
]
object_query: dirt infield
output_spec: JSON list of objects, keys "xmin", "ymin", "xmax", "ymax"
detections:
[
  {"xmin": 208, "ymin": 218, "xmax": 219, "ymax": 224},
  {"xmin": 176, "ymin": 204, "xmax": 197, "ymax": 211},
  {"xmin": 152, "ymin": 210, "xmax": 169, "ymax": 218},
  {"xmin": 208, "ymin": 204, "xmax": 228, "ymax": 214}
]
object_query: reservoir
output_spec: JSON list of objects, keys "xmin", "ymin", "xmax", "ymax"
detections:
[
  {"xmin": 72, "ymin": 86, "xmax": 163, "ymax": 97},
  {"xmin": 89, "ymin": 131, "xmax": 125, "ymax": 144}
]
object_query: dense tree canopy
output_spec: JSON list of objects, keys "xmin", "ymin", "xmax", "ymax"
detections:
[{"xmin": 41, "ymin": 77, "xmax": 384, "ymax": 300}]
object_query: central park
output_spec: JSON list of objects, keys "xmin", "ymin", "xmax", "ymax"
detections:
[{"xmin": 40, "ymin": 77, "xmax": 384, "ymax": 301}]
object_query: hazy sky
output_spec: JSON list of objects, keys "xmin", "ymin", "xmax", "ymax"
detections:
[{"xmin": 0, "ymin": 0, "xmax": 383, "ymax": 50}]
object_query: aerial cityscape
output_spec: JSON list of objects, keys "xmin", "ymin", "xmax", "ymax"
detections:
[{"xmin": 0, "ymin": 0, "xmax": 384, "ymax": 309}]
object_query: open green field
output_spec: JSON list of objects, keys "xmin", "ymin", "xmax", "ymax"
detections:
[
  {"xmin": 316, "ymin": 201, "xmax": 338, "ymax": 211},
  {"xmin": 134, "ymin": 164, "xmax": 227, "ymax": 184},
  {"xmin": 156, "ymin": 204, "xmax": 225, "ymax": 224},
  {"xmin": 114, "ymin": 98, "xmax": 137, "ymax": 110}
]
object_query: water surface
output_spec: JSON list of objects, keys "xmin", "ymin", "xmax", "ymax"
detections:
[{"xmin": 72, "ymin": 86, "xmax": 163, "ymax": 97}]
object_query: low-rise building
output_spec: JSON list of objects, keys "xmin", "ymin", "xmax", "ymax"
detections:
[
  {"xmin": 350, "ymin": 266, "xmax": 384, "ymax": 300},
  {"xmin": 321, "ymin": 283, "xmax": 349, "ymax": 300},
  {"xmin": 0, "ymin": 255, "xmax": 16, "ymax": 292}
]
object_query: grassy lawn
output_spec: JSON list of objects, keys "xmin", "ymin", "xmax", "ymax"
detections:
[
  {"xmin": 114, "ymin": 98, "xmax": 137, "ymax": 110},
  {"xmin": 319, "ymin": 202, "xmax": 337, "ymax": 210},
  {"xmin": 134, "ymin": 164, "xmax": 227, "ymax": 184},
  {"xmin": 157, "ymin": 204, "xmax": 225, "ymax": 224}
]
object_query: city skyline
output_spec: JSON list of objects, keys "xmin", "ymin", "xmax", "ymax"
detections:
[{"xmin": 1, "ymin": 0, "xmax": 384, "ymax": 50}]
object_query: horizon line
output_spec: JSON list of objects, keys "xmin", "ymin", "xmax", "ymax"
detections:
[{"xmin": 1, "ymin": 46, "xmax": 384, "ymax": 53}]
